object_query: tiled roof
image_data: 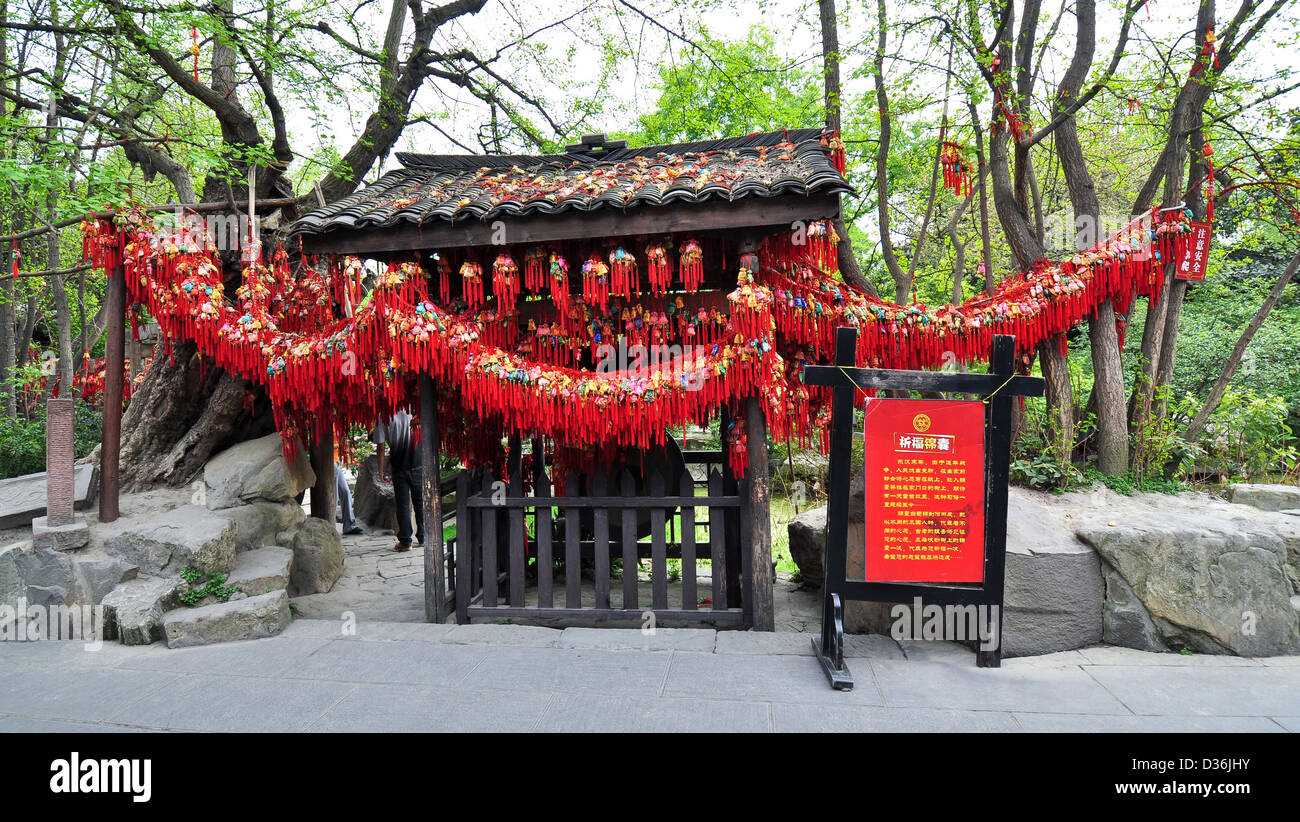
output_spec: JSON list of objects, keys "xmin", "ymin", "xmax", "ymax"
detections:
[{"xmin": 290, "ymin": 128, "xmax": 849, "ymax": 236}]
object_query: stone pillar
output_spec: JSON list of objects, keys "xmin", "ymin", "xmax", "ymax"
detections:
[{"xmin": 32, "ymin": 397, "xmax": 89, "ymax": 550}]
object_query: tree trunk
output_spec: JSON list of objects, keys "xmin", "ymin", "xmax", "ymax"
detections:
[
  {"xmin": 818, "ymin": 0, "xmax": 877, "ymax": 296},
  {"xmin": 118, "ymin": 341, "xmax": 275, "ymax": 488}
]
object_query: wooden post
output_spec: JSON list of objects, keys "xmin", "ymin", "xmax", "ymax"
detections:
[
  {"xmin": 99, "ymin": 261, "xmax": 125, "ymax": 523},
  {"xmin": 419, "ymin": 373, "xmax": 446, "ymax": 622},
  {"xmin": 746, "ymin": 395, "xmax": 774, "ymax": 631},
  {"xmin": 309, "ymin": 421, "xmax": 335, "ymax": 522}
]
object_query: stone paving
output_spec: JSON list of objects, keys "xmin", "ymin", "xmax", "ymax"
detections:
[{"xmin": 1, "ymin": 621, "xmax": 1297, "ymax": 732}]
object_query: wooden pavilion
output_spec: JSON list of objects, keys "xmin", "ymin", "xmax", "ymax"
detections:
[{"xmin": 288, "ymin": 128, "xmax": 852, "ymax": 629}]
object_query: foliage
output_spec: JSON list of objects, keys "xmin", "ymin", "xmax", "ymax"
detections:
[
  {"xmin": 0, "ymin": 396, "xmax": 103, "ymax": 480},
  {"xmin": 178, "ymin": 569, "xmax": 239, "ymax": 606},
  {"xmin": 1189, "ymin": 387, "xmax": 1298, "ymax": 482}
]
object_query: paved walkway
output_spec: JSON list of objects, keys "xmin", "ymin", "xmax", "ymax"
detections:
[{"xmin": 1, "ymin": 622, "xmax": 1297, "ymax": 732}]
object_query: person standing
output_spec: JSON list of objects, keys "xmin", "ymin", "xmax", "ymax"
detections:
[
  {"xmin": 335, "ymin": 461, "xmax": 363, "ymax": 535},
  {"xmin": 373, "ymin": 409, "xmax": 424, "ymax": 552}
]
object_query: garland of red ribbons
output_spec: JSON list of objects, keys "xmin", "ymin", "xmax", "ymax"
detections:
[{"xmin": 82, "ymin": 201, "xmax": 1197, "ymax": 476}]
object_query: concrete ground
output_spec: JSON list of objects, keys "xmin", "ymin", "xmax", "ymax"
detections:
[{"xmin": 1, "ymin": 621, "xmax": 1297, "ymax": 732}]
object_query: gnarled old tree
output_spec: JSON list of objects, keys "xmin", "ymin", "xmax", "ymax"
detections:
[{"xmin": 2, "ymin": 0, "xmax": 584, "ymax": 487}]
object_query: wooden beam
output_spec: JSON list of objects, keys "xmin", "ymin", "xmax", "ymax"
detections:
[
  {"xmin": 746, "ymin": 395, "xmax": 775, "ymax": 631},
  {"xmin": 419, "ymin": 373, "xmax": 447, "ymax": 623},
  {"xmin": 309, "ymin": 423, "xmax": 335, "ymax": 523},
  {"xmin": 99, "ymin": 262, "xmax": 125, "ymax": 523},
  {"xmin": 297, "ymin": 193, "xmax": 842, "ymax": 255}
]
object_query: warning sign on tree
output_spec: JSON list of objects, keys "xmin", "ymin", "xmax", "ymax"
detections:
[
  {"xmin": 1175, "ymin": 220, "xmax": 1212, "ymax": 281},
  {"xmin": 863, "ymin": 399, "xmax": 986, "ymax": 583}
]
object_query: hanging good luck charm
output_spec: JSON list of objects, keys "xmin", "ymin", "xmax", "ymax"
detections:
[
  {"xmin": 549, "ymin": 252, "xmax": 570, "ymax": 310},
  {"xmin": 524, "ymin": 246, "xmax": 546, "ymax": 292},
  {"xmin": 645, "ymin": 241, "xmax": 671, "ymax": 296},
  {"xmin": 609, "ymin": 246, "xmax": 637, "ymax": 299},
  {"xmin": 940, "ymin": 141, "xmax": 973, "ymax": 197},
  {"xmin": 678, "ymin": 238, "xmax": 703, "ymax": 292},
  {"xmin": 807, "ymin": 219, "xmax": 838, "ymax": 270},
  {"xmin": 461, "ymin": 260, "xmax": 484, "ymax": 308},
  {"xmin": 582, "ymin": 253, "xmax": 610, "ymax": 309},
  {"xmin": 492, "ymin": 253, "xmax": 520, "ymax": 309}
]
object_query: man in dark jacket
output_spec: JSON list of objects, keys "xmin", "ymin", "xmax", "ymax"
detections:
[{"xmin": 372, "ymin": 410, "xmax": 424, "ymax": 552}]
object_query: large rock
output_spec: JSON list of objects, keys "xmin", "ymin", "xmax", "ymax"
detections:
[
  {"xmin": 203, "ymin": 433, "xmax": 314, "ymax": 511},
  {"xmin": 786, "ymin": 506, "xmax": 827, "ymax": 588},
  {"xmin": 1228, "ymin": 483, "xmax": 1300, "ymax": 513},
  {"xmin": 0, "ymin": 540, "xmax": 79, "ymax": 610},
  {"xmin": 162, "ymin": 589, "xmax": 291, "ymax": 648},
  {"xmin": 101, "ymin": 576, "xmax": 185, "ymax": 645},
  {"xmin": 1002, "ymin": 490, "xmax": 1103, "ymax": 657},
  {"xmin": 73, "ymin": 557, "xmax": 138, "ymax": 605},
  {"xmin": 0, "ymin": 463, "xmax": 97, "ymax": 529},
  {"xmin": 281, "ymin": 517, "xmax": 343, "ymax": 595},
  {"xmin": 1079, "ymin": 498, "xmax": 1300, "ymax": 656},
  {"xmin": 218, "ymin": 500, "xmax": 305, "ymax": 553},
  {"xmin": 353, "ymin": 454, "xmax": 395, "ymax": 531},
  {"xmin": 227, "ymin": 546, "xmax": 294, "ymax": 597},
  {"xmin": 99, "ymin": 505, "xmax": 236, "ymax": 576}
]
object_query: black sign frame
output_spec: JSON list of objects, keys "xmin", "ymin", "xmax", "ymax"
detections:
[{"xmin": 801, "ymin": 327, "xmax": 1044, "ymax": 689}]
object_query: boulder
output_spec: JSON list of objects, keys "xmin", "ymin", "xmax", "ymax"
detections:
[
  {"xmin": 162, "ymin": 589, "xmax": 291, "ymax": 648},
  {"xmin": 1002, "ymin": 490, "xmax": 1103, "ymax": 657},
  {"xmin": 281, "ymin": 517, "xmax": 343, "ymax": 595},
  {"xmin": 99, "ymin": 505, "xmax": 236, "ymax": 576},
  {"xmin": 786, "ymin": 506, "xmax": 827, "ymax": 588},
  {"xmin": 226, "ymin": 546, "xmax": 294, "ymax": 597},
  {"xmin": 1078, "ymin": 501, "xmax": 1300, "ymax": 656},
  {"xmin": 218, "ymin": 500, "xmax": 305, "ymax": 553},
  {"xmin": 73, "ymin": 557, "xmax": 138, "ymax": 605},
  {"xmin": 0, "ymin": 463, "xmax": 97, "ymax": 529},
  {"xmin": 202, "ymin": 433, "xmax": 314, "ymax": 510},
  {"xmin": 101, "ymin": 576, "xmax": 185, "ymax": 645},
  {"xmin": 0, "ymin": 541, "xmax": 80, "ymax": 611},
  {"xmin": 1227, "ymin": 483, "xmax": 1300, "ymax": 513},
  {"xmin": 353, "ymin": 454, "xmax": 396, "ymax": 531}
]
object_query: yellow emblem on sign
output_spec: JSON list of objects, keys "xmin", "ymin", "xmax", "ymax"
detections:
[{"xmin": 912, "ymin": 413, "xmax": 932, "ymax": 433}]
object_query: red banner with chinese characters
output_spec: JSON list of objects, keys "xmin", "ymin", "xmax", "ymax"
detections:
[
  {"xmin": 1175, "ymin": 220, "xmax": 1212, "ymax": 281},
  {"xmin": 863, "ymin": 399, "xmax": 986, "ymax": 583}
]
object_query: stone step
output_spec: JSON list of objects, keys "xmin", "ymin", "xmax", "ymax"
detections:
[
  {"xmin": 98, "ymin": 505, "xmax": 236, "ymax": 577},
  {"xmin": 101, "ymin": 576, "xmax": 186, "ymax": 646},
  {"xmin": 0, "ymin": 463, "xmax": 97, "ymax": 530},
  {"xmin": 162, "ymin": 589, "xmax": 291, "ymax": 648},
  {"xmin": 227, "ymin": 546, "xmax": 294, "ymax": 597}
]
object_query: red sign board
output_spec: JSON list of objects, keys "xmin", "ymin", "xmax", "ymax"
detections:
[
  {"xmin": 1175, "ymin": 220, "xmax": 1212, "ymax": 281},
  {"xmin": 863, "ymin": 399, "xmax": 986, "ymax": 583}
]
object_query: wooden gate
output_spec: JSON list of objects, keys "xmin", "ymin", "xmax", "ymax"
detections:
[{"xmin": 452, "ymin": 450, "xmax": 750, "ymax": 627}]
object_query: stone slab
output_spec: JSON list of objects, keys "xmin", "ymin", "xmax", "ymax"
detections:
[
  {"xmin": 868, "ymin": 659, "xmax": 1131, "ymax": 714},
  {"xmin": 556, "ymin": 627, "xmax": 716, "ymax": 652},
  {"xmin": 310, "ymin": 683, "xmax": 552, "ymax": 732},
  {"xmin": 108, "ymin": 673, "xmax": 352, "ymax": 732},
  {"xmin": 1227, "ymin": 483, "xmax": 1300, "ymax": 512},
  {"xmin": 464, "ymin": 645, "xmax": 671, "ymax": 696},
  {"xmin": 1082, "ymin": 664, "xmax": 1300, "ymax": 716},
  {"xmin": 535, "ymin": 693, "xmax": 771, "ymax": 732},
  {"xmin": 101, "ymin": 576, "xmax": 185, "ymax": 646},
  {"xmin": 98, "ymin": 505, "xmax": 237, "ymax": 576},
  {"xmin": 444, "ymin": 623, "xmax": 560, "ymax": 647},
  {"xmin": 0, "ymin": 464, "xmax": 96, "ymax": 530},
  {"xmin": 31, "ymin": 515, "xmax": 89, "ymax": 552},
  {"xmin": 227, "ymin": 546, "xmax": 294, "ymax": 597},
  {"xmin": 287, "ymin": 637, "xmax": 489, "ymax": 686},
  {"xmin": 162, "ymin": 590, "xmax": 291, "ymax": 648}
]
